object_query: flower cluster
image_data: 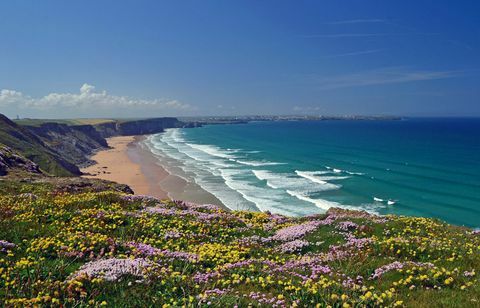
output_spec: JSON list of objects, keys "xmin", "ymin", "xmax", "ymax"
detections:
[
  {"xmin": 0, "ymin": 240, "xmax": 15, "ymax": 253},
  {"xmin": 370, "ymin": 261, "xmax": 433, "ymax": 280},
  {"xmin": 277, "ymin": 239, "xmax": 310, "ymax": 253},
  {"xmin": 336, "ymin": 220, "xmax": 359, "ymax": 231},
  {"xmin": 68, "ymin": 258, "xmax": 154, "ymax": 282},
  {"xmin": 0, "ymin": 181, "xmax": 479, "ymax": 307},
  {"xmin": 269, "ymin": 220, "xmax": 323, "ymax": 242},
  {"xmin": 127, "ymin": 241, "xmax": 199, "ymax": 262}
]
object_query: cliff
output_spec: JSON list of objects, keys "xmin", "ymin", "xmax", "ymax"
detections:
[
  {"xmin": 24, "ymin": 122, "xmax": 109, "ymax": 168},
  {"xmin": 0, "ymin": 114, "xmax": 81, "ymax": 176},
  {"xmin": 0, "ymin": 145, "xmax": 42, "ymax": 176},
  {"xmin": 1, "ymin": 115, "xmax": 187, "ymax": 176},
  {"xmin": 22, "ymin": 117, "xmax": 185, "ymax": 167},
  {"xmin": 95, "ymin": 117, "xmax": 183, "ymax": 137}
]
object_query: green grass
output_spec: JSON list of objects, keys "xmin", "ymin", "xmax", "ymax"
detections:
[
  {"xmin": 1, "ymin": 115, "xmax": 80, "ymax": 176},
  {"xmin": 13, "ymin": 118, "xmax": 117, "ymax": 126},
  {"xmin": 0, "ymin": 179, "xmax": 479, "ymax": 307}
]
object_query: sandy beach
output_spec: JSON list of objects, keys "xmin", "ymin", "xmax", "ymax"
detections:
[
  {"xmin": 81, "ymin": 135, "xmax": 226, "ymax": 207},
  {"xmin": 81, "ymin": 136, "xmax": 169, "ymax": 198}
]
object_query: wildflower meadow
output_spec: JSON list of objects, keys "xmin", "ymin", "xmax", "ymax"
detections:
[{"xmin": 0, "ymin": 180, "xmax": 479, "ymax": 307}]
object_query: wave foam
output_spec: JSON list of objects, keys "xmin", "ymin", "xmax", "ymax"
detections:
[
  {"xmin": 186, "ymin": 143, "xmax": 237, "ymax": 159},
  {"xmin": 253, "ymin": 170, "xmax": 340, "ymax": 192},
  {"xmin": 235, "ymin": 159, "xmax": 285, "ymax": 167},
  {"xmin": 325, "ymin": 166, "xmax": 365, "ymax": 175},
  {"xmin": 146, "ymin": 129, "xmax": 379, "ymax": 216},
  {"xmin": 373, "ymin": 197, "xmax": 397, "ymax": 205},
  {"xmin": 295, "ymin": 171, "xmax": 328, "ymax": 184},
  {"xmin": 286, "ymin": 190, "xmax": 340, "ymax": 211}
]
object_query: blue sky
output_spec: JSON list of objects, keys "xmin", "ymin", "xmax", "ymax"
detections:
[{"xmin": 0, "ymin": 0, "xmax": 479, "ymax": 118}]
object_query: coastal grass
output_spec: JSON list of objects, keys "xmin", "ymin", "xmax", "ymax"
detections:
[
  {"xmin": 0, "ymin": 180, "xmax": 479, "ymax": 307},
  {"xmin": 0, "ymin": 117, "xmax": 79, "ymax": 176},
  {"xmin": 13, "ymin": 118, "xmax": 116, "ymax": 126}
]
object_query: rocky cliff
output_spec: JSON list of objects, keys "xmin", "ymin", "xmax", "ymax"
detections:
[
  {"xmin": 0, "ymin": 145, "xmax": 42, "ymax": 176},
  {"xmin": 1, "ymin": 114, "xmax": 188, "ymax": 176},
  {"xmin": 95, "ymin": 117, "xmax": 183, "ymax": 137},
  {"xmin": 24, "ymin": 122, "xmax": 109, "ymax": 167},
  {"xmin": 0, "ymin": 114, "xmax": 81, "ymax": 176},
  {"xmin": 23, "ymin": 117, "xmax": 185, "ymax": 167}
]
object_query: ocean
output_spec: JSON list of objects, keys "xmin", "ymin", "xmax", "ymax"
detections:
[{"xmin": 144, "ymin": 118, "xmax": 480, "ymax": 227}]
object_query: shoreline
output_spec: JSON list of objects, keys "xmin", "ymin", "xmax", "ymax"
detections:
[
  {"xmin": 81, "ymin": 135, "xmax": 227, "ymax": 209},
  {"xmin": 81, "ymin": 136, "xmax": 169, "ymax": 199}
]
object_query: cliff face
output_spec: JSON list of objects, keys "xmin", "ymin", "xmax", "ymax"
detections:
[
  {"xmin": 95, "ymin": 117, "xmax": 183, "ymax": 137},
  {"xmin": 24, "ymin": 123, "xmax": 109, "ymax": 168},
  {"xmin": 94, "ymin": 122, "xmax": 119, "ymax": 138},
  {"xmin": 1, "ymin": 114, "xmax": 186, "ymax": 176},
  {"xmin": 0, "ymin": 114, "xmax": 81, "ymax": 176},
  {"xmin": 117, "ymin": 117, "xmax": 182, "ymax": 135},
  {"xmin": 19, "ymin": 117, "xmax": 184, "ymax": 170}
]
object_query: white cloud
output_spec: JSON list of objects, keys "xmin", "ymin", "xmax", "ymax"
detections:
[
  {"xmin": 80, "ymin": 83, "xmax": 95, "ymax": 94},
  {"xmin": 0, "ymin": 89, "xmax": 25, "ymax": 104},
  {"xmin": 0, "ymin": 83, "xmax": 193, "ymax": 112}
]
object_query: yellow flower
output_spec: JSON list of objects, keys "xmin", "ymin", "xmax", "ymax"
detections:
[{"xmin": 444, "ymin": 277, "xmax": 454, "ymax": 285}]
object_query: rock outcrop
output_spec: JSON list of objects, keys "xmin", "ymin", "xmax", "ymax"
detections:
[
  {"xmin": 0, "ymin": 145, "xmax": 42, "ymax": 176},
  {"xmin": 0, "ymin": 114, "xmax": 81, "ymax": 176},
  {"xmin": 1, "ymin": 114, "xmax": 188, "ymax": 176},
  {"xmin": 24, "ymin": 122, "xmax": 109, "ymax": 168},
  {"xmin": 95, "ymin": 117, "xmax": 183, "ymax": 137}
]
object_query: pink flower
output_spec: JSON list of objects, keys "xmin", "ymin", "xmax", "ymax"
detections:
[
  {"xmin": 336, "ymin": 221, "xmax": 358, "ymax": 231},
  {"xmin": 0, "ymin": 240, "xmax": 15, "ymax": 253},
  {"xmin": 69, "ymin": 258, "xmax": 154, "ymax": 282},
  {"xmin": 270, "ymin": 217, "xmax": 335, "ymax": 242},
  {"xmin": 277, "ymin": 239, "xmax": 310, "ymax": 253},
  {"xmin": 370, "ymin": 261, "xmax": 433, "ymax": 280}
]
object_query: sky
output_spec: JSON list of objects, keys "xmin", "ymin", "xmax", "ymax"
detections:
[{"xmin": 0, "ymin": 0, "xmax": 479, "ymax": 118}]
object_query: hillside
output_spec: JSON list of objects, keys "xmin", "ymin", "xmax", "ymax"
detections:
[
  {"xmin": 0, "ymin": 179, "xmax": 478, "ymax": 307},
  {"xmin": 23, "ymin": 122, "xmax": 108, "ymax": 168},
  {"xmin": 0, "ymin": 145, "xmax": 42, "ymax": 176},
  {"xmin": 2, "ymin": 115, "xmax": 187, "ymax": 174},
  {"xmin": 0, "ymin": 114, "xmax": 81, "ymax": 176},
  {"xmin": 14, "ymin": 118, "xmax": 116, "ymax": 127}
]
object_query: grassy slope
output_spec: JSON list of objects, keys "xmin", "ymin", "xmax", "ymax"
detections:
[
  {"xmin": 13, "ymin": 118, "xmax": 116, "ymax": 127},
  {"xmin": 0, "ymin": 180, "xmax": 478, "ymax": 307},
  {"xmin": 0, "ymin": 115, "xmax": 80, "ymax": 176}
]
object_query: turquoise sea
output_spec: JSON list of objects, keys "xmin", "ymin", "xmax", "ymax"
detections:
[{"xmin": 144, "ymin": 118, "xmax": 480, "ymax": 227}]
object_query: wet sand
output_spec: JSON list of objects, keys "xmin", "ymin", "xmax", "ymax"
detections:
[
  {"xmin": 81, "ymin": 135, "xmax": 226, "ymax": 208},
  {"xmin": 81, "ymin": 136, "xmax": 169, "ymax": 199}
]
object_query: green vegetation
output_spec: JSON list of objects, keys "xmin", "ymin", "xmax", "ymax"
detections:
[
  {"xmin": 0, "ymin": 115, "xmax": 79, "ymax": 176},
  {"xmin": 13, "ymin": 118, "xmax": 116, "ymax": 127},
  {"xmin": 0, "ymin": 179, "xmax": 478, "ymax": 307}
]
